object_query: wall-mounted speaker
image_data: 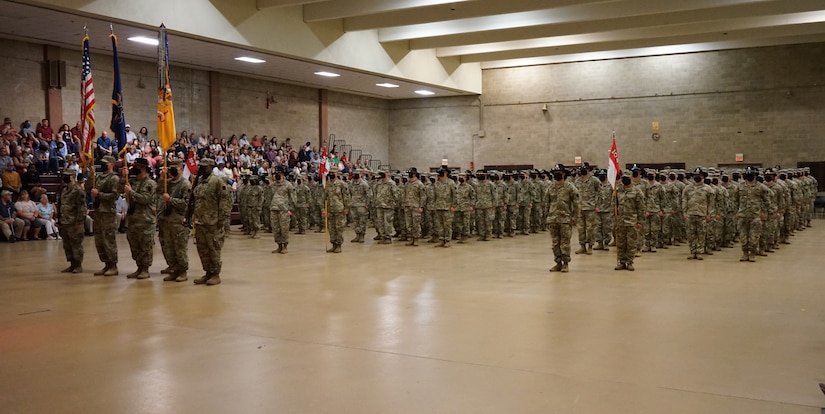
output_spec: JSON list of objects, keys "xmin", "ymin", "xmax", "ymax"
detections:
[{"xmin": 48, "ymin": 60, "xmax": 67, "ymax": 88}]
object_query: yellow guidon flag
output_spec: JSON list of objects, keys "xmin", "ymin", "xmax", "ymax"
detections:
[{"xmin": 157, "ymin": 24, "xmax": 176, "ymax": 153}]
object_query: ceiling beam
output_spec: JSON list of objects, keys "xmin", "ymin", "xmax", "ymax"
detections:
[
  {"xmin": 304, "ymin": 0, "xmax": 476, "ymax": 22},
  {"xmin": 407, "ymin": 0, "xmax": 825, "ymax": 49},
  {"xmin": 256, "ymin": 0, "xmax": 328, "ymax": 9},
  {"xmin": 376, "ymin": 0, "xmax": 790, "ymax": 42}
]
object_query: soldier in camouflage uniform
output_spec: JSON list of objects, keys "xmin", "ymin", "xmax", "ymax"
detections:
[
  {"xmin": 614, "ymin": 175, "xmax": 644, "ymax": 271},
  {"xmin": 158, "ymin": 160, "xmax": 192, "ymax": 282},
  {"xmin": 422, "ymin": 174, "xmax": 434, "ymax": 239},
  {"xmin": 373, "ymin": 171, "xmax": 396, "ymax": 244},
  {"xmin": 761, "ymin": 169, "xmax": 783, "ymax": 254},
  {"xmin": 238, "ymin": 175, "xmax": 250, "ymax": 234},
  {"xmin": 261, "ymin": 175, "xmax": 274, "ymax": 232},
  {"xmin": 395, "ymin": 176, "xmax": 408, "ymax": 241},
  {"xmin": 503, "ymin": 174, "xmax": 518, "ymax": 237},
  {"xmin": 575, "ymin": 165, "xmax": 600, "ymax": 254},
  {"xmin": 348, "ymin": 170, "xmax": 371, "ymax": 243},
  {"xmin": 517, "ymin": 172, "xmax": 533, "ymax": 235},
  {"xmin": 642, "ymin": 172, "xmax": 664, "ymax": 253},
  {"xmin": 734, "ymin": 168, "xmax": 769, "ymax": 262},
  {"xmin": 87, "ymin": 155, "xmax": 121, "ymax": 276},
  {"xmin": 593, "ymin": 170, "xmax": 613, "ymax": 251},
  {"xmin": 671, "ymin": 172, "xmax": 687, "ymax": 244},
  {"xmin": 293, "ymin": 175, "xmax": 310, "ymax": 234},
  {"xmin": 59, "ymin": 169, "xmax": 86, "ymax": 273},
  {"xmin": 246, "ymin": 175, "xmax": 264, "ymax": 239},
  {"xmin": 403, "ymin": 170, "xmax": 426, "ymax": 246},
  {"xmin": 431, "ymin": 168, "xmax": 456, "ymax": 247},
  {"xmin": 546, "ymin": 167, "xmax": 581, "ymax": 273},
  {"xmin": 719, "ymin": 174, "xmax": 736, "ymax": 248},
  {"xmin": 474, "ymin": 171, "xmax": 495, "ymax": 241},
  {"xmin": 192, "ymin": 158, "xmax": 232, "ymax": 285},
  {"xmin": 311, "ymin": 177, "xmax": 325, "ymax": 232},
  {"xmin": 529, "ymin": 172, "xmax": 544, "ymax": 233},
  {"xmin": 491, "ymin": 173, "xmax": 505, "ymax": 238},
  {"xmin": 123, "ymin": 158, "xmax": 158, "ymax": 280},
  {"xmin": 323, "ymin": 167, "xmax": 350, "ymax": 253},
  {"xmin": 270, "ymin": 169, "xmax": 296, "ymax": 254},
  {"xmin": 454, "ymin": 174, "xmax": 475, "ymax": 243},
  {"xmin": 682, "ymin": 172, "xmax": 712, "ymax": 260}
]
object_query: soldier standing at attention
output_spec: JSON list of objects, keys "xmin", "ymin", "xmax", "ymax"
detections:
[
  {"xmin": 432, "ymin": 168, "xmax": 456, "ymax": 247},
  {"xmin": 191, "ymin": 158, "xmax": 232, "ymax": 285},
  {"xmin": 504, "ymin": 173, "xmax": 518, "ymax": 237},
  {"xmin": 87, "ymin": 155, "xmax": 121, "ymax": 277},
  {"xmin": 734, "ymin": 168, "xmax": 769, "ymax": 262},
  {"xmin": 593, "ymin": 169, "xmax": 613, "ymax": 251},
  {"xmin": 546, "ymin": 166, "xmax": 580, "ymax": 273},
  {"xmin": 373, "ymin": 171, "xmax": 396, "ymax": 244},
  {"xmin": 492, "ymin": 172, "xmax": 506, "ymax": 239},
  {"xmin": 238, "ymin": 174, "xmax": 250, "ymax": 234},
  {"xmin": 402, "ymin": 170, "xmax": 426, "ymax": 246},
  {"xmin": 59, "ymin": 170, "xmax": 86, "ymax": 273},
  {"xmin": 246, "ymin": 175, "xmax": 264, "ymax": 239},
  {"xmin": 517, "ymin": 172, "xmax": 533, "ymax": 235},
  {"xmin": 123, "ymin": 158, "xmax": 158, "ymax": 280},
  {"xmin": 575, "ymin": 164, "xmax": 600, "ymax": 254},
  {"xmin": 614, "ymin": 175, "xmax": 644, "ymax": 271},
  {"xmin": 454, "ymin": 173, "xmax": 475, "ymax": 243},
  {"xmin": 323, "ymin": 167, "xmax": 350, "ymax": 253},
  {"xmin": 474, "ymin": 171, "xmax": 495, "ymax": 241},
  {"xmin": 682, "ymin": 171, "xmax": 712, "ymax": 260},
  {"xmin": 158, "ymin": 160, "xmax": 192, "ymax": 282},
  {"xmin": 348, "ymin": 170, "xmax": 371, "ymax": 243},
  {"xmin": 642, "ymin": 172, "xmax": 664, "ymax": 253},
  {"xmin": 293, "ymin": 175, "xmax": 310, "ymax": 235},
  {"xmin": 269, "ymin": 169, "xmax": 296, "ymax": 254}
]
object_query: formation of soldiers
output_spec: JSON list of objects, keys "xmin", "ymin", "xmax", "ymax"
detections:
[
  {"xmin": 57, "ymin": 156, "xmax": 232, "ymax": 285},
  {"xmin": 55, "ymin": 154, "xmax": 818, "ymax": 281}
]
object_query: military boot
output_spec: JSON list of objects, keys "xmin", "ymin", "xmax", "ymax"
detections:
[
  {"xmin": 406, "ymin": 238, "xmax": 416, "ymax": 246},
  {"xmin": 574, "ymin": 245, "xmax": 587, "ymax": 254},
  {"xmin": 71, "ymin": 262, "xmax": 83, "ymax": 274},
  {"xmin": 592, "ymin": 243, "xmax": 604, "ymax": 251},
  {"xmin": 739, "ymin": 253, "xmax": 749, "ymax": 262},
  {"xmin": 332, "ymin": 243, "xmax": 342, "ymax": 253},
  {"xmin": 160, "ymin": 266, "xmax": 173, "ymax": 274},
  {"xmin": 280, "ymin": 243, "xmax": 288, "ymax": 254},
  {"xmin": 756, "ymin": 249, "xmax": 767, "ymax": 257},
  {"xmin": 380, "ymin": 238, "xmax": 392, "ymax": 245},
  {"xmin": 625, "ymin": 263, "xmax": 635, "ymax": 271},
  {"xmin": 560, "ymin": 263, "xmax": 569, "ymax": 273},
  {"xmin": 273, "ymin": 244, "xmax": 283, "ymax": 254},
  {"xmin": 586, "ymin": 244, "xmax": 593, "ymax": 255},
  {"xmin": 357, "ymin": 234, "xmax": 365, "ymax": 243},
  {"xmin": 549, "ymin": 263, "xmax": 562, "ymax": 272},
  {"xmin": 695, "ymin": 254, "xmax": 704, "ymax": 260},
  {"xmin": 615, "ymin": 263, "xmax": 626, "ymax": 270},
  {"xmin": 351, "ymin": 234, "xmax": 361, "ymax": 243},
  {"xmin": 163, "ymin": 270, "xmax": 178, "ymax": 281},
  {"xmin": 194, "ymin": 273, "xmax": 212, "ymax": 284},
  {"xmin": 748, "ymin": 253, "xmax": 756, "ymax": 262},
  {"xmin": 61, "ymin": 263, "xmax": 76, "ymax": 273},
  {"xmin": 436, "ymin": 240, "xmax": 445, "ymax": 248},
  {"xmin": 103, "ymin": 264, "xmax": 119, "ymax": 276},
  {"xmin": 93, "ymin": 264, "xmax": 109, "ymax": 276},
  {"xmin": 373, "ymin": 235, "xmax": 383, "ymax": 241},
  {"xmin": 250, "ymin": 230, "xmax": 259, "ymax": 239},
  {"xmin": 327, "ymin": 244, "xmax": 336, "ymax": 253},
  {"xmin": 135, "ymin": 267, "xmax": 150, "ymax": 279},
  {"xmin": 442, "ymin": 240, "xmax": 450, "ymax": 248},
  {"xmin": 126, "ymin": 268, "xmax": 141, "ymax": 279},
  {"xmin": 206, "ymin": 275, "xmax": 221, "ymax": 285},
  {"xmin": 175, "ymin": 272, "xmax": 188, "ymax": 282},
  {"xmin": 428, "ymin": 236, "xmax": 439, "ymax": 243}
]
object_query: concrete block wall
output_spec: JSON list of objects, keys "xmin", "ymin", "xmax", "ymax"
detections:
[
  {"xmin": 0, "ymin": 39, "xmax": 49, "ymax": 129},
  {"xmin": 328, "ymin": 91, "xmax": 389, "ymax": 166},
  {"xmin": 390, "ymin": 43, "xmax": 825, "ymax": 170}
]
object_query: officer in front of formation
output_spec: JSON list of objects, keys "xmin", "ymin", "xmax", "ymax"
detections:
[
  {"xmin": 158, "ymin": 159, "xmax": 192, "ymax": 282},
  {"xmin": 613, "ymin": 173, "xmax": 644, "ymax": 271},
  {"xmin": 323, "ymin": 165, "xmax": 350, "ymax": 253},
  {"xmin": 546, "ymin": 164, "xmax": 580, "ymax": 273},
  {"xmin": 191, "ymin": 158, "xmax": 232, "ymax": 285},
  {"xmin": 59, "ymin": 169, "xmax": 87, "ymax": 273},
  {"xmin": 269, "ymin": 168, "xmax": 296, "ymax": 254}
]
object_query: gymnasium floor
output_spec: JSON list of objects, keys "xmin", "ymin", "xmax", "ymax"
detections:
[{"xmin": 1, "ymin": 222, "xmax": 824, "ymax": 413}]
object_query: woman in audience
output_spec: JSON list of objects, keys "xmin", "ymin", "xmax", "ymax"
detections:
[
  {"xmin": 37, "ymin": 194, "xmax": 60, "ymax": 240},
  {"xmin": 14, "ymin": 190, "xmax": 42, "ymax": 240}
]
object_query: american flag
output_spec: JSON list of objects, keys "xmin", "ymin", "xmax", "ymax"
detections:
[{"xmin": 80, "ymin": 35, "xmax": 96, "ymax": 167}]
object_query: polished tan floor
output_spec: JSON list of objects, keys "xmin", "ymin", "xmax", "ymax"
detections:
[{"xmin": 1, "ymin": 222, "xmax": 824, "ymax": 413}]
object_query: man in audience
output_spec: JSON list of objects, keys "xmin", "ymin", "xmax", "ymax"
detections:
[{"xmin": 0, "ymin": 189, "xmax": 24, "ymax": 242}]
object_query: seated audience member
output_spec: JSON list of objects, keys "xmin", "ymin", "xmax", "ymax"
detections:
[
  {"xmin": 1, "ymin": 189, "xmax": 24, "ymax": 242},
  {"xmin": 21, "ymin": 164, "xmax": 41, "ymax": 192},
  {"xmin": 125, "ymin": 146, "xmax": 140, "ymax": 166},
  {"xmin": 13, "ymin": 189, "xmax": 43, "ymax": 240},
  {"xmin": 35, "ymin": 143, "xmax": 50, "ymax": 174},
  {"xmin": 1, "ymin": 147, "xmax": 22, "ymax": 195},
  {"xmin": 37, "ymin": 194, "xmax": 60, "ymax": 240},
  {"xmin": 116, "ymin": 194, "xmax": 128, "ymax": 233}
]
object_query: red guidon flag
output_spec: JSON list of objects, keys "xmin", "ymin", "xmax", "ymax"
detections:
[
  {"xmin": 607, "ymin": 133, "xmax": 620, "ymax": 189},
  {"xmin": 183, "ymin": 148, "xmax": 198, "ymax": 179}
]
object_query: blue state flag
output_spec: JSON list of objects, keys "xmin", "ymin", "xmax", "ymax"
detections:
[{"xmin": 110, "ymin": 32, "xmax": 127, "ymax": 155}]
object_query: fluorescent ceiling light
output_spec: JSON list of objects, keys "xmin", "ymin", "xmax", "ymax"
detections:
[
  {"xmin": 127, "ymin": 36, "xmax": 158, "ymax": 46},
  {"xmin": 314, "ymin": 71, "xmax": 340, "ymax": 77},
  {"xmin": 235, "ymin": 57, "xmax": 266, "ymax": 63},
  {"xmin": 415, "ymin": 90, "xmax": 435, "ymax": 96},
  {"xmin": 376, "ymin": 83, "xmax": 399, "ymax": 88}
]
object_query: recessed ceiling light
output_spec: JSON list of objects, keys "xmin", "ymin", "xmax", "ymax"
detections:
[
  {"xmin": 415, "ymin": 90, "xmax": 435, "ymax": 96},
  {"xmin": 127, "ymin": 36, "xmax": 158, "ymax": 46},
  {"xmin": 314, "ymin": 71, "xmax": 340, "ymax": 77},
  {"xmin": 235, "ymin": 57, "xmax": 266, "ymax": 63},
  {"xmin": 376, "ymin": 83, "xmax": 399, "ymax": 88}
]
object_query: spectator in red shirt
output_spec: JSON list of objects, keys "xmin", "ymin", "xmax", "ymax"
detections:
[{"xmin": 36, "ymin": 119, "xmax": 55, "ymax": 144}]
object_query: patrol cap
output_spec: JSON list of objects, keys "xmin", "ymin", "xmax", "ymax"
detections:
[
  {"xmin": 101, "ymin": 155, "xmax": 117, "ymax": 165},
  {"xmin": 198, "ymin": 158, "xmax": 216, "ymax": 167},
  {"xmin": 62, "ymin": 169, "xmax": 76, "ymax": 176},
  {"xmin": 167, "ymin": 159, "xmax": 183, "ymax": 168},
  {"xmin": 133, "ymin": 158, "xmax": 151, "ymax": 169}
]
